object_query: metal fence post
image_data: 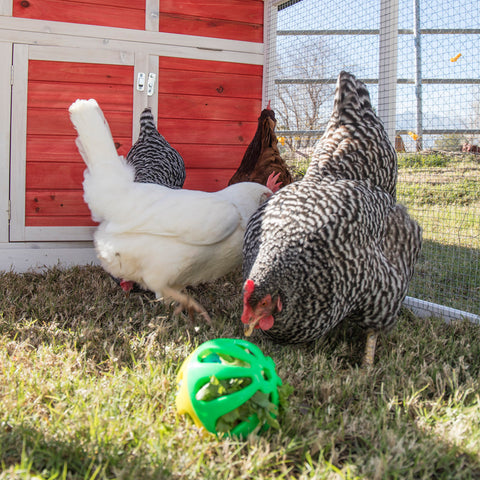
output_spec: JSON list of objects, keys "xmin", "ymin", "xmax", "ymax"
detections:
[
  {"xmin": 413, "ymin": 0, "xmax": 423, "ymax": 151},
  {"xmin": 378, "ymin": 0, "xmax": 399, "ymax": 144}
]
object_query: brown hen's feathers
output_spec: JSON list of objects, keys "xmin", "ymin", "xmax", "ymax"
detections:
[{"xmin": 228, "ymin": 107, "xmax": 293, "ymax": 188}]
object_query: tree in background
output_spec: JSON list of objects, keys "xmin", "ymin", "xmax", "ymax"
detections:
[{"xmin": 274, "ymin": 37, "xmax": 334, "ymax": 164}]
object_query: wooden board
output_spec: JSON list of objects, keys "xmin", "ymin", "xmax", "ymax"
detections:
[
  {"xmin": 159, "ymin": 0, "xmax": 264, "ymax": 42},
  {"xmin": 27, "ymin": 108, "xmax": 132, "ymax": 138},
  {"xmin": 156, "ymin": 119, "xmax": 258, "ymax": 150},
  {"xmin": 160, "ymin": 0, "xmax": 264, "ymax": 24},
  {"xmin": 157, "ymin": 69, "xmax": 262, "ymax": 99},
  {"xmin": 25, "ymin": 60, "xmax": 134, "ymax": 227},
  {"xmin": 12, "ymin": 0, "xmax": 145, "ymax": 30},
  {"xmin": 27, "ymin": 60, "xmax": 134, "ymax": 85},
  {"xmin": 174, "ymin": 144, "xmax": 248, "ymax": 169},
  {"xmin": 26, "ymin": 136, "xmax": 131, "ymax": 163},
  {"xmin": 156, "ymin": 56, "xmax": 262, "ymax": 191},
  {"xmin": 25, "ymin": 215, "xmax": 97, "ymax": 227},
  {"xmin": 23, "ymin": 52, "xmax": 263, "ymax": 224},
  {"xmin": 158, "ymin": 57, "xmax": 263, "ymax": 76},
  {"xmin": 25, "ymin": 191, "xmax": 92, "ymax": 219},
  {"xmin": 157, "ymin": 94, "xmax": 261, "ymax": 122},
  {"xmin": 183, "ymin": 168, "xmax": 238, "ymax": 192}
]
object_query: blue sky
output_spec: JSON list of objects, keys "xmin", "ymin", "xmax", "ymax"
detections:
[{"xmin": 275, "ymin": 0, "xmax": 480, "ymax": 146}]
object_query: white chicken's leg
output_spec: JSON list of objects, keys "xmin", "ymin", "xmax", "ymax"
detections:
[
  {"xmin": 162, "ymin": 287, "xmax": 212, "ymax": 324},
  {"xmin": 362, "ymin": 330, "xmax": 378, "ymax": 367}
]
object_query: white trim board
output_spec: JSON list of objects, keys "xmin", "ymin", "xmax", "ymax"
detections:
[
  {"xmin": 0, "ymin": 41, "xmax": 12, "ymax": 243},
  {"xmin": 29, "ymin": 44, "xmax": 135, "ymax": 65},
  {"xmin": 404, "ymin": 296, "xmax": 480, "ymax": 324},
  {"xmin": 0, "ymin": 17, "xmax": 264, "ymax": 65},
  {"xmin": 9, "ymin": 43, "xmax": 28, "ymax": 242},
  {"xmin": 0, "ymin": 0, "xmax": 12, "ymax": 17},
  {"xmin": 9, "ymin": 44, "xmax": 135, "ymax": 242},
  {"xmin": 0, "ymin": 242, "xmax": 99, "ymax": 272}
]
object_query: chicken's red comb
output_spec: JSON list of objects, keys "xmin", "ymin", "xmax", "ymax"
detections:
[
  {"xmin": 241, "ymin": 279, "xmax": 255, "ymax": 324},
  {"xmin": 243, "ymin": 279, "xmax": 255, "ymax": 305},
  {"xmin": 244, "ymin": 279, "xmax": 255, "ymax": 295}
]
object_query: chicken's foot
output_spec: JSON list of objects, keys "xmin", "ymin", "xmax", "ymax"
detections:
[
  {"xmin": 362, "ymin": 330, "xmax": 378, "ymax": 367},
  {"xmin": 162, "ymin": 287, "xmax": 212, "ymax": 324}
]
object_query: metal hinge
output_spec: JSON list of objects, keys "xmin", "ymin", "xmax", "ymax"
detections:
[
  {"xmin": 136, "ymin": 72, "xmax": 156, "ymax": 96},
  {"xmin": 136, "ymin": 72, "xmax": 145, "ymax": 91},
  {"xmin": 147, "ymin": 72, "xmax": 156, "ymax": 96}
]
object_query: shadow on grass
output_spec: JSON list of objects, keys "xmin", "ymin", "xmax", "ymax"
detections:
[
  {"xmin": 0, "ymin": 264, "xmax": 241, "ymax": 367},
  {"xmin": 0, "ymin": 423, "xmax": 171, "ymax": 479}
]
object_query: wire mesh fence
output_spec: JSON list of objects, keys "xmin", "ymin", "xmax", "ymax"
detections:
[{"xmin": 265, "ymin": 0, "xmax": 480, "ymax": 318}]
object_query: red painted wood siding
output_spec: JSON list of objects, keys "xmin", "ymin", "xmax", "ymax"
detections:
[
  {"xmin": 157, "ymin": 57, "xmax": 263, "ymax": 191},
  {"xmin": 24, "ymin": 56, "xmax": 263, "ymax": 227},
  {"xmin": 12, "ymin": 0, "xmax": 264, "ymax": 40},
  {"xmin": 13, "ymin": 0, "xmax": 145, "ymax": 30},
  {"xmin": 25, "ymin": 60, "xmax": 133, "ymax": 227},
  {"xmin": 159, "ymin": 0, "xmax": 264, "ymax": 42}
]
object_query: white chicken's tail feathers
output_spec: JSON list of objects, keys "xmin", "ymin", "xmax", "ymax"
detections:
[
  {"xmin": 69, "ymin": 99, "xmax": 134, "ymax": 222},
  {"xmin": 69, "ymin": 99, "xmax": 121, "ymax": 168}
]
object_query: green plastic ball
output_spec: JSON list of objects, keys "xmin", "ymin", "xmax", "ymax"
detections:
[{"xmin": 176, "ymin": 338, "xmax": 282, "ymax": 438}]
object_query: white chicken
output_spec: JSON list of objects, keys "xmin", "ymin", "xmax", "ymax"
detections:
[{"xmin": 69, "ymin": 99, "xmax": 276, "ymax": 322}]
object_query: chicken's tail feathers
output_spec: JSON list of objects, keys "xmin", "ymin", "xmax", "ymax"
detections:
[
  {"xmin": 138, "ymin": 107, "xmax": 158, "ymax": 139},
  {"xmin": 69, "ymin": 99, "xmax": 134, "ymax": 221},
  {"xmin": 69, "ymin": 99, "xmax": 120, "ymax": 168},
  {"xmin": 331, "ymin": 71, "xmax": 378, "ymax": 126}
]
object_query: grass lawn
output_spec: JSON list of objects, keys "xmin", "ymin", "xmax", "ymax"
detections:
[
  {"xmin": 396, "ymin": 153, "xmax": 480, "ymax": 315},
  {"xmin": 1, "ymin": 266, "xmax": 480, "ymax": 479}
]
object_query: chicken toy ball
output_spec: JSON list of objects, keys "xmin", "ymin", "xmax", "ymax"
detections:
[{"xmin": 176, "ymin": 338, "xmax": 283, "ymax": 438}]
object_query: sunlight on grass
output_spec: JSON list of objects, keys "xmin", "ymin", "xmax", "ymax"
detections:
[{"xmin": 1, "ymin": 266, "xmax": 480, "ymax": 479}]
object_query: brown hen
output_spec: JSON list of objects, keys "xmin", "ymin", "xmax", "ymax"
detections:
[{"xmin": 228, "ymin": 104, "xmax": 293, "ymax": 189}]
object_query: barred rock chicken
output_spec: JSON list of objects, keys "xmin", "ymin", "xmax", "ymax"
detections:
[
  {"xmin": 240, "ymin": 72, "xmax": 422, "ymax": 366},
  {"xmin": 69, "ymin": 99, "xmax": 278, "ymax": 322},
  {"xmin": 228, "ymin": 103, "xmax": 293, "ymax": 189},
  {"xmin": 117, "ymin": 107, "xmax": 185, "ymax": 293},
  {"xmin": 126, "ymin": 107, "xmax": 185, "ymax": 188}
]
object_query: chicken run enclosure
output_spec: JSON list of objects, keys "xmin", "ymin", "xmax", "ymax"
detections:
[
  {"xmin": 0, "ymin": 0, "xmax": 478, "ymax": 323},
  {"xmin": 264, "ymin": 0, "xmax": 480, "ymax": 323}
]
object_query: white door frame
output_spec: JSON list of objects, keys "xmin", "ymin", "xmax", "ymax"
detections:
[
  {"xmin": 9, "ymin": 44, "xmax": 148, "ymax": 242},
  {"xmin": 0, "ymin": 41, "xmax": 12, "ymax": 243}
]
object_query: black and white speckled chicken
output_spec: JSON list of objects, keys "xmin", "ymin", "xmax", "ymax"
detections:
[
  {"xmin": 240, "ymin": 71, "xmax": 422, "ymax": 366},
  {"xmin": 126, "ymin": 107, "xmax": 185, "ymax": 188}
]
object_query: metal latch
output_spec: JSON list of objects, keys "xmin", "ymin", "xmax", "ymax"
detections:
[
  {"xmin": 136, "ymin": 72, "xmax": 145, "ymax": 91},
  {"xmin": 147, "ymin": 72, "xmax": 156, "ymax": 96}
]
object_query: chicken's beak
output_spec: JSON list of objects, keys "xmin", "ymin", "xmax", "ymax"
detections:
[
  {"xmin": 243, "ymin": 295, "xmax": 281, "ymax": 337},
  {"xmin": 244, "ymin": 317, "xmax": 261, "ymax": 337}
]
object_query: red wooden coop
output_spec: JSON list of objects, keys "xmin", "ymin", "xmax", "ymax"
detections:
[{"xmin": 0, "ymin": 0, "xmax": 278, "ymax": 271}]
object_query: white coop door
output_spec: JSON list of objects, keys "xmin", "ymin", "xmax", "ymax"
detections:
[{"xmin": 9, "ymin": 44, "xmax": 158, "ymax": 242}]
